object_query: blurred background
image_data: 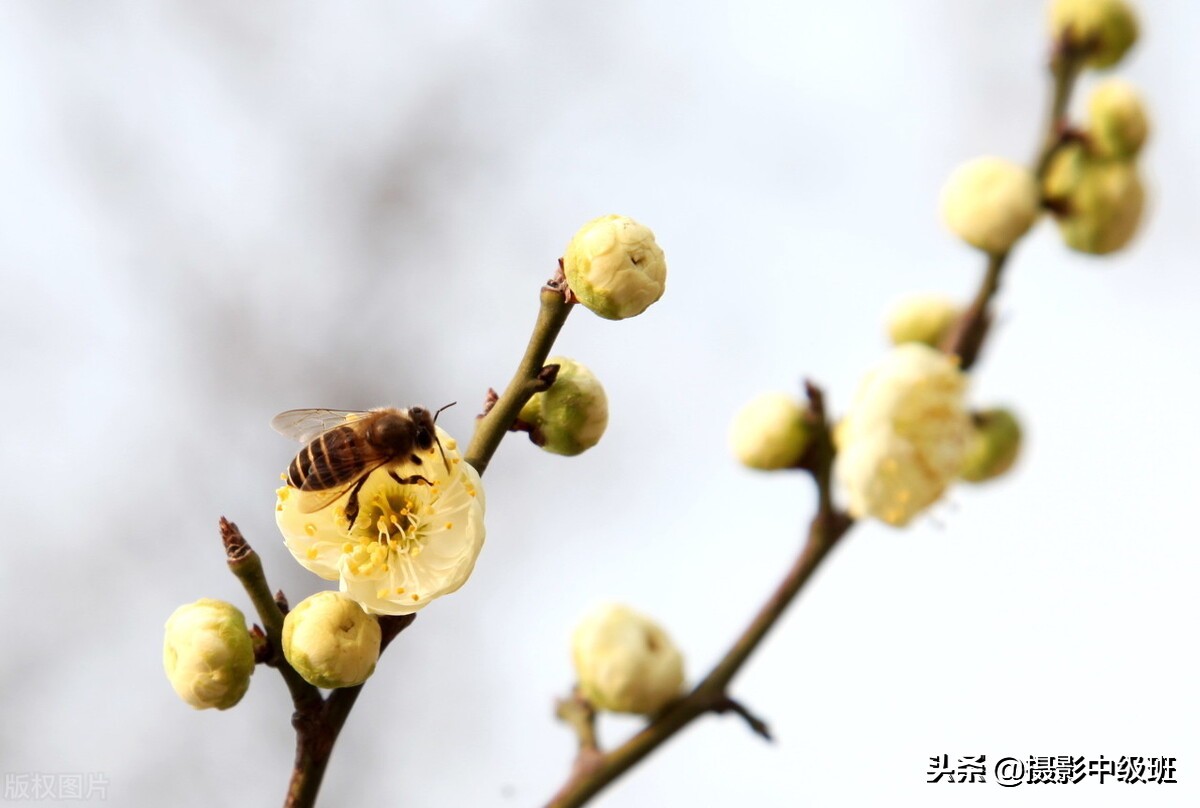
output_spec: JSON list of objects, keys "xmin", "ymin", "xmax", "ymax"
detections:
[{"xmin": 2, "ymin": 1, "xmax": 1197, "ymax": 806}]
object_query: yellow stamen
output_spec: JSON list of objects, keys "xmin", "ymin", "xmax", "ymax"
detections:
[{"xmin": 304, "ymin": 523, "xmax": 317, "ymax": 536}]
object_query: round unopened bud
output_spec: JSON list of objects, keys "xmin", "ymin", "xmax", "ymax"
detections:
[
  {"xmin": 1088, "ymin": 79, "xmax": 1149, "ymax": 159},
  {"xmin": 572, "ymin": 603, "xmax": 685, "ymax": 715},
  {"xmin": 163, "ymin": 599, "xmax": 255, "ymax": 710},
  {"xmin": 885, "ymin": 294, "xmax": 961, "ymax": 348},
  {"xmin": 1044, "ymin": 147, "xmax": 1145, "ymax": 255},
  {"xmin": 282, "ymin": 591, "xmax": 381, "ymax": 689},
  {"xmin": 563, "ymin": 215, "xmax": 666, "ymax": 320},
  {"xmin": 940, "ymin": 157, "xmax": 1040, "ymax": 254},
  {"xmin": 518, "ymin": 356, "xmax": 608, "ymax": 456},
  {"xmin": 961, "ymin": 408, "xmax": 1023, "ymax": 483},
  {"xmin": 1049, "ymin": 0, "xmax": 1138, "ymax": 69},
  {"xmin": 728, "ymin": 392, "xmax": 811, "ymax": 470}
]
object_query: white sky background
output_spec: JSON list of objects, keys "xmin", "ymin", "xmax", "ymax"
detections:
[{"xmin": 1, "ymin": 1, "xmax": 1197, "ymax": 806}]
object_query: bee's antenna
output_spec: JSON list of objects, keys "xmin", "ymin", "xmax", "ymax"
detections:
[{"xmin": 433, "ymin": 401, "xmax": 456, "ymax": 473}]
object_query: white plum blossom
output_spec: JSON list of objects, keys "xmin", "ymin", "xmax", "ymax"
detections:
[
  {"xmin": 276, "ymin": 428, "xmax": 486, "ymax": 615},
  {"xmin": 835, "ymin": 344, "xmax": 971, "ymax": 527}
]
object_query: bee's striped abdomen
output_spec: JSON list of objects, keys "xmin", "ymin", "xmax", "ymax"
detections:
[{"xmin": 288, "ymin": 424, "xmax": 364, "ymax": 490}]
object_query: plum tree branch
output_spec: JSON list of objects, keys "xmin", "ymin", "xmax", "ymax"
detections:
[{"xmin": 542, "ymin": 41, "xmax": 1089, "ymax": 808}]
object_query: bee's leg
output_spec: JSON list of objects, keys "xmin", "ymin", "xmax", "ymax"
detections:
[
  {"xmin": 408, "ymin": 454, "xmax": 423, "ymax": 465},
  {"xmin": 344, "ymin": 475, "xmax": 372, "ymax": 526},
  {"xmin": 389, "ymin": 470, "xmax": 433, "ymax": 487}
]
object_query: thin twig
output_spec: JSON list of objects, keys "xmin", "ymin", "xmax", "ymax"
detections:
[
  {"xmin": 946, "ymin": 46, "xmax": 1084, "ymax": 370},
  {"xmin": 221, "ymin": 518, "xmax": 322, "ymax": 713},
  {"xmin": 465, "ymin": 270, "xmax": 574, "ymax": 475}
]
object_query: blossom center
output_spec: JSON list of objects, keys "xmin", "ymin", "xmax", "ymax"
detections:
[{"xmin": 341, "ymin": 480, "xmax": 436, "ymax": 579}]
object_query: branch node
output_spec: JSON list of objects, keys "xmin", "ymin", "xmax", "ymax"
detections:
[
  {"xmin": 713, "ymin": 695, "xmax": 773, "ymax": 743},
  {"xmin": 535, "ymin": 362, "xmax": 561, "ymax": 391},
  {"xmin": 555, "ymin": 689, "xmax": 600, "ymax": 753},
  {"xmin": 478, "ymin": 388, "xmax": 500, "ymax": 420},
  {"xmin": 545, "ymin": 258, "xmax": 579, "ymax": 304},
  {"xmin": 250, "ymin": 625, "xmax": 271, "ymax": 664}
]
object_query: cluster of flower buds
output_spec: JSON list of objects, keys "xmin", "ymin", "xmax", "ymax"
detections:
[
  {"xmin": 1043, "ymin": 0, "xmax": 1145, "ymax": 254},
  {"xmin": 514, "ymin": 214, "xmax": 666, "ymax": 460},
  {"xmin": 164, "ymin": 216, "xmax": 670, "ymax": 709},
  {"xmin": 940, "ymin": 1, "xmax": 1145, "ymax": 258}
]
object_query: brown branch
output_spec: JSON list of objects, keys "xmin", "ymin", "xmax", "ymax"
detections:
[{"xmin": 285, "ymin": 615, "xmax": 416, "ymax": 808}]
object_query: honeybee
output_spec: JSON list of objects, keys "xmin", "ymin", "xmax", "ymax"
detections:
[{"xmin": 271, "ymin": 404, "xmax": 455, "ymax": 525}]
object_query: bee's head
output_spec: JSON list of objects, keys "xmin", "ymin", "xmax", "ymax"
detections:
[
  {"xmin": 370, "ymin": 411, "xmax": 418, "ymax": 450},
  {"xmin": 407, "ymin": 406, "xmax": 436, "ymax": 451}
]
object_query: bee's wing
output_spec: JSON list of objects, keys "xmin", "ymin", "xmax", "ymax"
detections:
[{"xmin": 271, "ymin": 409, "xmax": 372, "ymax": 444}]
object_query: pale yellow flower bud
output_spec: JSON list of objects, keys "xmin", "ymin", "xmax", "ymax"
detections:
[
  {"xmin": 728, "ymin": 392, "xmax": 811, "ymax": 470},
  {"xmin": 563, "ymin": 215, "xmax": 667, "ymax": 320},
  {"xmin": 572, "ymin": 604, "xmax": 684, "ymax": 715},
  {"xmin": 282, "ymin": 591, "xmax": 381, "ymax": 689},
  {"xmin": 1044, "ymin": 146, "xmax": 1145, "ymax": 255},
  {"xmin": 163, "ymin": 599, "xmax": 255, "ymax": 710},
  {"xmin": 940, "ymin": 157, "xmax": 1040, "ymax": 254},
  {"xmin": 961, "ymin": 408, "xmax": 1023, "ymax": 483},
  {"xmin": 834, "ymin": 344, "xmax": 971, "ymax": 527},
  {"xmin": 885, "ymin": 294, "xmax": 961, "ymax": 348},
  {"xmin": 1049, "ymin": 0, "xmax": 1138, "ymax": 69},
  {"xmin": 518, "ymin": 357, "xmax": 608, "ymax": 456},
  {"xmin": 1088, "ymin": 79, "xmax": 1149, "ymax": 159}
]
